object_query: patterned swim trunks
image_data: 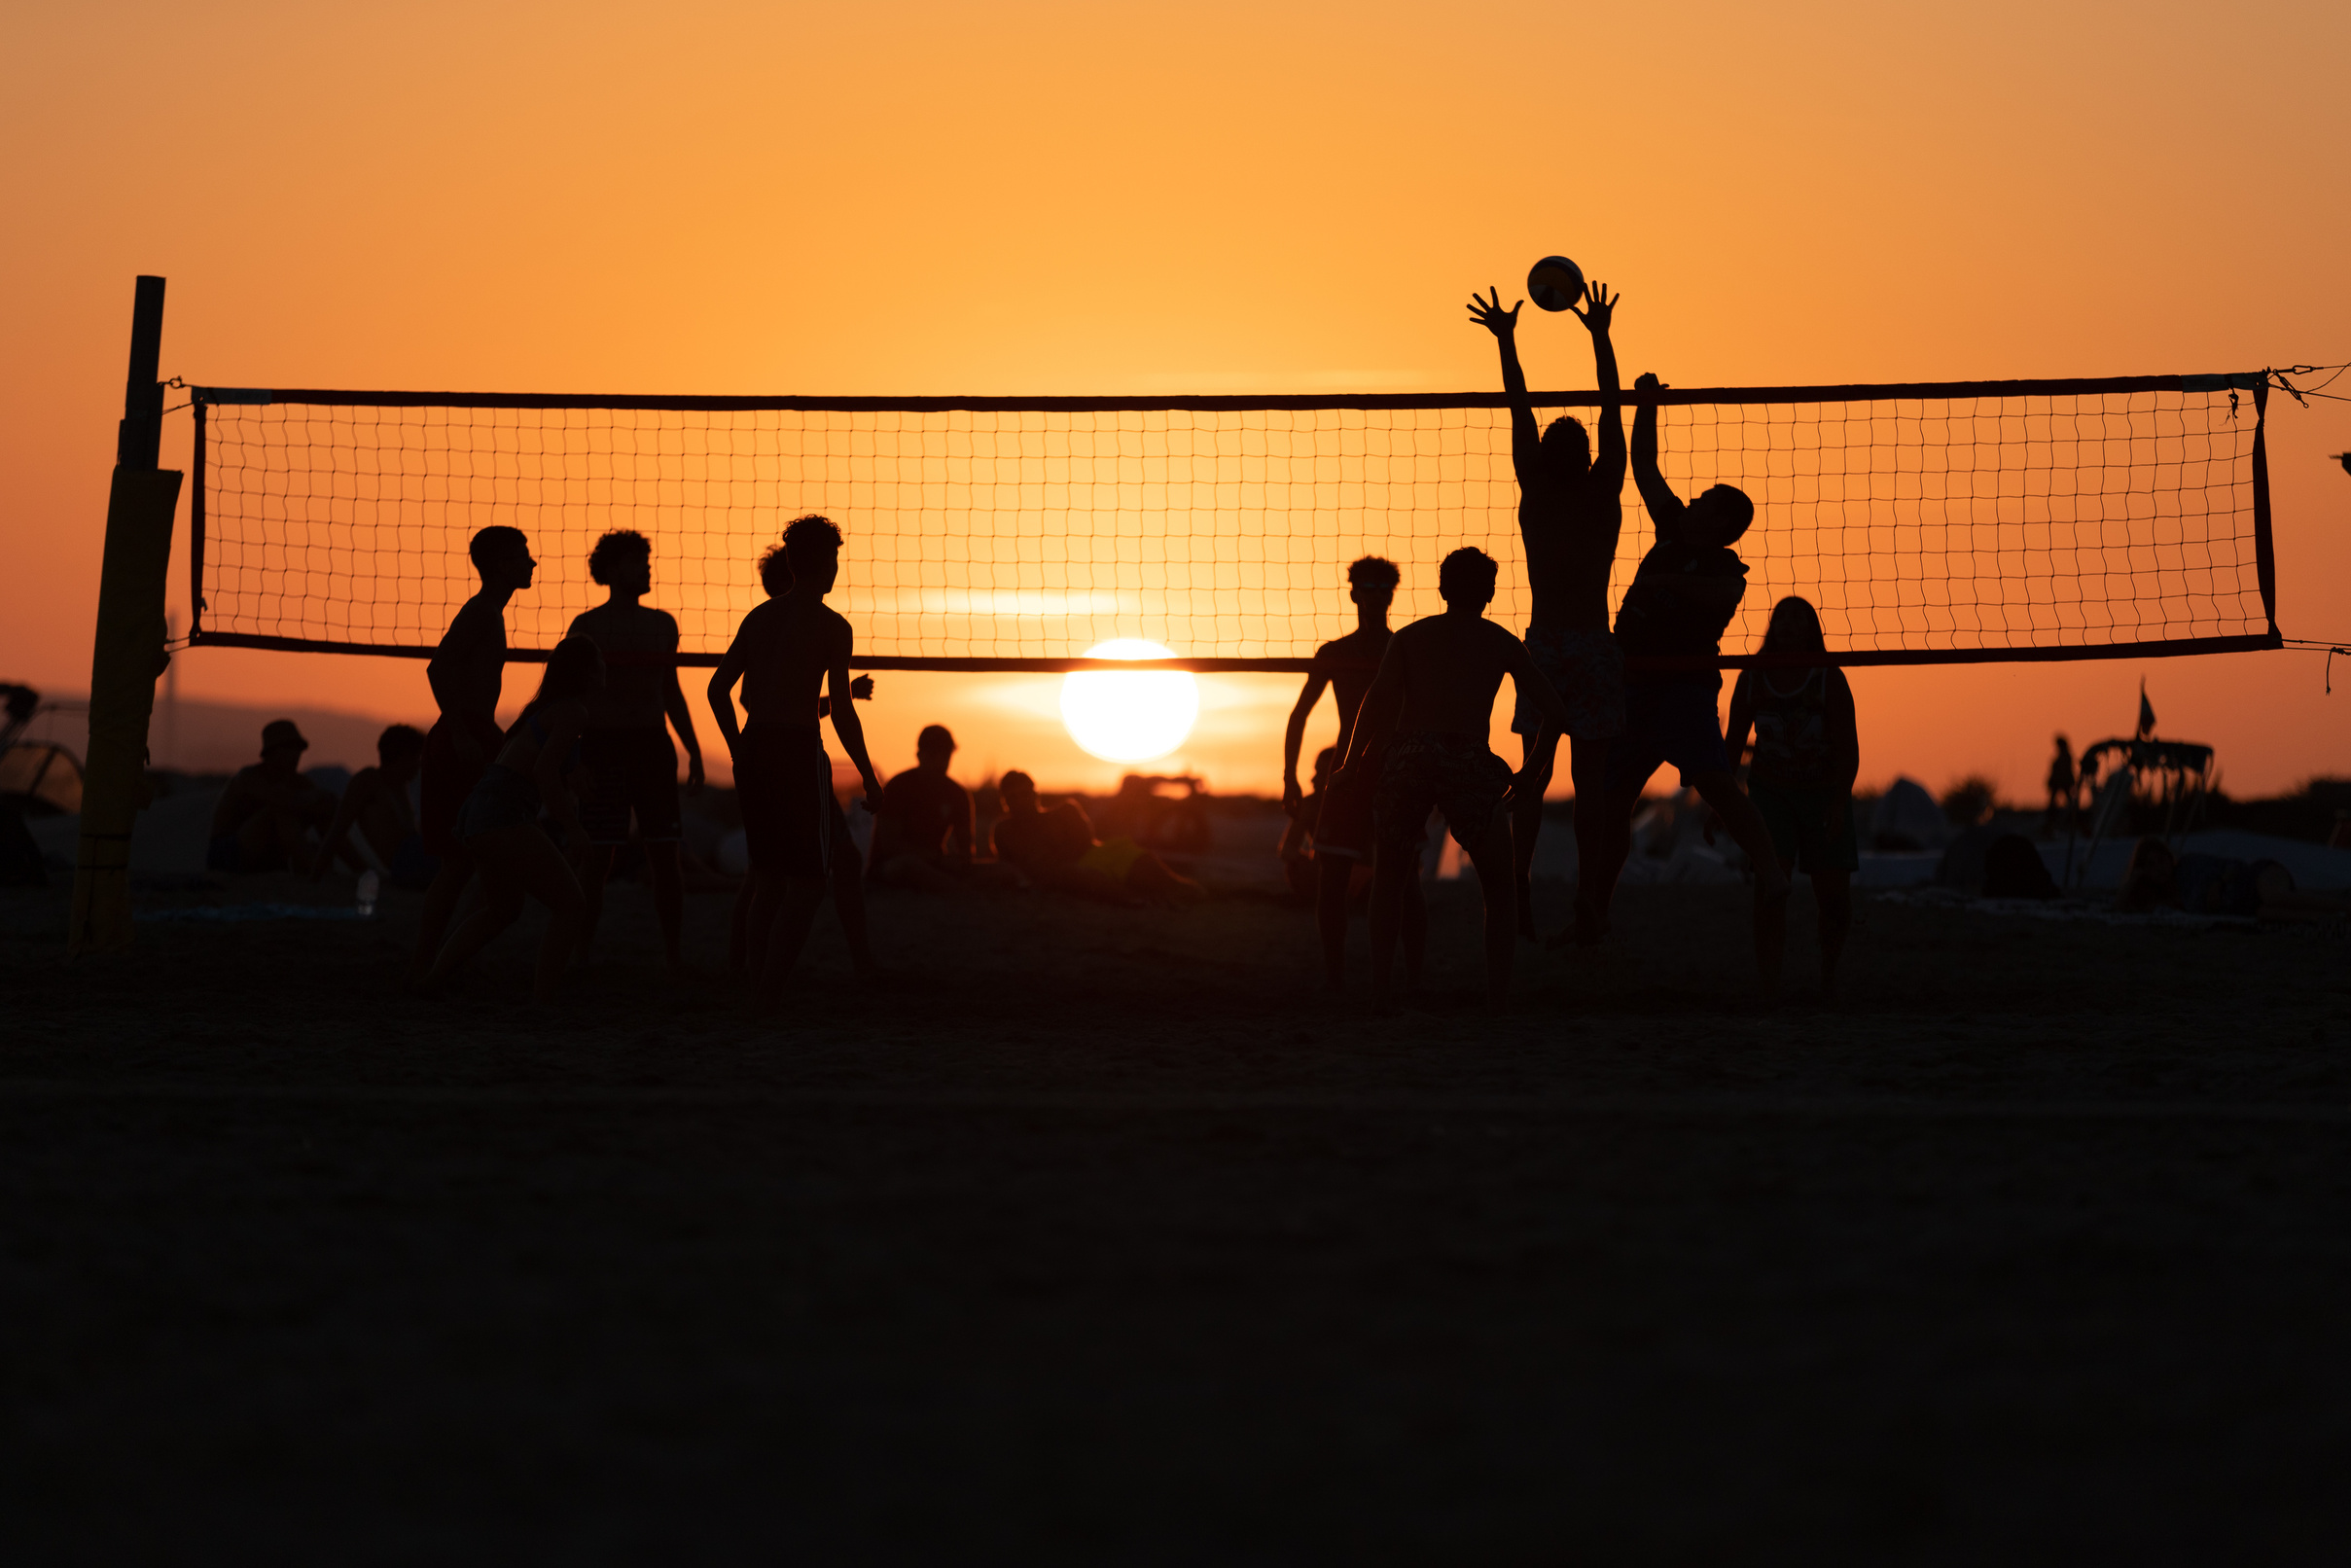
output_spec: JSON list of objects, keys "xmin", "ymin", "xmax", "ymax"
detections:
[
  {"xmin": 1511, "ymin": 625, "xmax": 1626, "ymax": 741},
  {"xmin": 1374, "ymin": 731, "xmax": 1514, "ymax": 850}
]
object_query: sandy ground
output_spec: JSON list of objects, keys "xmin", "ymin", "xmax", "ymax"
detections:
[{"xmin": 4, "ymin": 859, "xmax": 2349, "ymax": 1562}]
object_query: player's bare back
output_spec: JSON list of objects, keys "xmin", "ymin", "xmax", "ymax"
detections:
[
  {"xmin": 742, "ymin": 599, "xmax": 850, "ymax": 726},
  {"xmin": 1389, "ymin": 617, "xmax": 1522, "ymax": 735}
]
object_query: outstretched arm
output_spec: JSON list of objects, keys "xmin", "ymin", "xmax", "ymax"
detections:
[
  {"xmin": 1573, "ymin": 283, "xmax": 1626, "ymax": 491},
  {"xmin": 1468, "ymin": 287, "xmax": 1540, "ymax": 488},
  {"xmin": 826, "ymin": 624, "xmax": 884, "ymax": 810},
  {"xmin": 1630, "ymin": 372, "xmax": 1688, "ymax": 537},
  {"xmin": 1281, "ymin": 669, "xmax": 1330, "ymax": 813}
]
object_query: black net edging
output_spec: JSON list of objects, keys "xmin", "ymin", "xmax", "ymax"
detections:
[{"xmin": 188, "ymin": 374, "xmax": 2281, "ymax": 672}]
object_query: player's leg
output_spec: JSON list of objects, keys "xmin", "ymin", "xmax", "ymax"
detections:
[
  {"xmin": 411, "ymin": 855, "xmax": 477, "ymax": 983},
  {"xmin": 1459, "ymin": 807, "xmax": 1517, "ymax": 1007},
  {"xmin": 421, "ymin": 837, "xmax": 528, "ymax": 989},
  {"xmin": 1814, "ymin": 869, "xmax": 1853, "ymax": 998},
  {"xmin": 754, "ymin": 876, "xmax": 827, "ymax": 1012},
  {"xmin": 1512, "ymin": 726, "xmax": 1559, "ymax": 940},
  {"xmin": 635, "ymin": 733, "xmax": 687, "ymax": 970},
  {"xmin": 1575, "ymin": 734, "xmax": 1660, "ymax": 946},
  {"xmin": 1743, "ymin": 779, "xmax": 1803, "ymax": 1003},
  {"xmin": 577, "ymin": 844, "xmax": 615, "ymax": 959},
  {"xmin": 1315, "ymin": 852, "xmax": 1353, "ymax": 989},
  {"xmin": 1688, "ymin": 770, "xmax": 1792, "ymax": 903},
  {"xmin": 830, "ymin": 841, "xmax": 874, "ymax": 976},
  {"xmin": 644, "ymin": 841, "xmax": 683, "ymax": 969},
  {"xmin": 498, "ymin": 826, "xmax": 588, "ymax": 1005},
  {"xmin": 752, "ymin": 740, "xmax": 837, "ymax": 1012},
  {"xmin": 1400, "ymin": 858, "xmax": 1427, "ymax": 993},
  {"xmin": 1567, "ymin": 734, "xmax": 1613, "ymax": 944},
  {"xmin": 1368, "ymin": 837, "xmax": 1416, "ymax": 1006},
  {"xmin": 729, "ymin": 873, "xmax": 757, "ymax": 977}
]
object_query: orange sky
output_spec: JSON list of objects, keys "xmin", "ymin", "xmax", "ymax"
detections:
[{"xmin": 6, "ymin": 0, "xmax": 2348, "ymax": 798}]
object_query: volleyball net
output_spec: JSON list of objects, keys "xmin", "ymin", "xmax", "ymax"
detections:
[{"xmin": 185, "ymin": 374, "xmax": 2280, "ymax": 671}]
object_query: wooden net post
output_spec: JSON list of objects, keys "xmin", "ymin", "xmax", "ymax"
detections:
[{"xmin": 69, "ymin": 276, "xmax": 183, "ymax": 954}]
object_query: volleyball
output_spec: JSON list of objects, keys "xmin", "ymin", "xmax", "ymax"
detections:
[{"xmin": 1527, "ymin": 255, "xmax": 1586, "ymax": 312}]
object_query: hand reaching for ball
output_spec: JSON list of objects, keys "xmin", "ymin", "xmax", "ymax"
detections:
[{"xmin": 1465, "ymin": 287, "xmax": 1521, "ymax": 339}]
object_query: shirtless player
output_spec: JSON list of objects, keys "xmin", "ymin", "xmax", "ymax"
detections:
[
  {"xmin": 706, "ymin": 515, "xmax": 884, "ymax": 1012},
  {"xmin": 566, "ymin": 528, "xmax": 705, "ymax": 971},
  {"xmin": 1577, "ymin": 372, "xmax": 1791, "ymax": 956},
  {"xmin": 1280, "ymin": 555, "xmax": 1421, "ymax": 989},
  {"xmin": 1467, "ymin": 278, "xmax": 1627, "ymax": 942},
  {"xmin": 410, "ymin": 525, "xmax": 534, "ymax": 982},
  {"xmin": 1337, "ymin": 547, "xmax": 1571, "ymax": 1009}
]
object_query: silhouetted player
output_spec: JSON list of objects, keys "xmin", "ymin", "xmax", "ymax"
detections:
[
  {"xmin": 726, "ymin": 541, "xmax": 873, "ymax": 980},
  {"xmin": 1468, "ymin": 279, "xmax": 1627, "ymax": 942},
  {"xmin": 1579, "ymin": 373, "xmax": 1790, "ymax": 948},
  {"xmin": 1339, "ymin": 547, "xmax": 1570, "ymax": 1008},
  {"xmin": 707, "ymin": 515, "xmax": 884, "ymax": 1012},
  {"xmin": 1723, "ymin": 596, "xmax": 1858, "ymax": 1002},
  {"xmin": 1281, "ymin": 555, "xmax": 1420, "ymax": 988},
  {"xmin": 566, "ymin": 529, "xmax": 705, "ymax": 972},
  {"xmin": 411, "ymin": 526, "xmax": 535, "ymax": 982}
]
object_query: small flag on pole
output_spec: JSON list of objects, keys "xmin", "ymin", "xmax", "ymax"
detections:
[{"xmin": 2137, "ymin": 680, "xmax": 2156, "ymax": 739}]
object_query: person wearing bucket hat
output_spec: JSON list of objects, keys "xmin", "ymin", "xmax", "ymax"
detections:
[{"xmin": 207, "ymin": 717, "xmax": 338, "ymax": 874}]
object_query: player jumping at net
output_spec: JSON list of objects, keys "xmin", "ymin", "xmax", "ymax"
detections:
[
  {"xmin": 1337, "ymin": 547, "xmax": 1572, "ymax": 1010},
  {"xmin": 1281, "ymin": 555, "xmax": 1421, "ymax": 989},
  {"xmin": 1576, "ymin": 372, "xmax": 1790, "ymax": 958},
  {"xmin": 1722, "ymin": 596, "xmax": 1859, "ymax": 1002},
  {"xmin": 565, "ymin": 529, "xmax": 706, "ymax": 974},
  {"xmin": 410, "ymin": 526, "xmax": 536, "ymax": 985},
  {"xmin": 1466, "ymin": 278, "xmax": 1626, "ymax": 944},
  {"xmin": 707, "ymin": 515, "xmax": 885, "ymax": 1015}
]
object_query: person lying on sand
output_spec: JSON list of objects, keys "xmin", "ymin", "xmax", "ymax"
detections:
[
  {"xmin": 313, "ymin": 723, "xmax": 434, "ymax": 889},
  {"xmin": 992, "ymin": 770, "xmax": 1205, "ymax": 907},
  {"xmin": 1336, "ymin": 546, "xmax": 1571, "ymax": 1009},
  {"xmin": 207, "ymin": 719, "xmax": 338, "ymax": 875},
  {"xmin": 2115, "ymin": 835, "xmax": 2351, "ymax": 922}
]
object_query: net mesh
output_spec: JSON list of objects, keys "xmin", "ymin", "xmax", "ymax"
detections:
[{"xmin": 192, "ymin": 384, "xmax": 2273, "ymax": 665}]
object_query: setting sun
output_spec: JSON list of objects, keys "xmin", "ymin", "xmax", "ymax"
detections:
[{"xmin": 1059, "ymin": 640, "xmax": 1199, "ymax": 764}]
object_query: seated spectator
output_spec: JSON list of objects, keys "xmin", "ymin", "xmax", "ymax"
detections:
[
  {"xmin": 992, "ymin": 769, "xmax": 1206, "ymax": 907},
  {"xmin": 208, "ymin": 719, "xmax": 338, "ymax": 874},
  {"xmin": 871, "ymin": 725, "xmax": 1017, "ymax": 891},
  {"xmin": 314, "ymin": 724, "xmax": 437, "ymax": 888}
]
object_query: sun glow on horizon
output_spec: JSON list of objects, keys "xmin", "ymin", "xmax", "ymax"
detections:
[{"xmin": 1059, "ymin": 640, "xmax": 1199, "ymax": 763}]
